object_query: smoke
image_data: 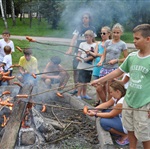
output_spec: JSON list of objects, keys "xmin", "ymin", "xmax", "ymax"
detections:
[{"xmin": 61, "ymin": 0, "xmax": 150, "ymax": 34}]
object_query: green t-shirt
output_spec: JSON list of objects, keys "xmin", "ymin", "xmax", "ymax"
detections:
[{"xmin": 119, "ymin": 51, "xmax": 150, "ymax": 108}]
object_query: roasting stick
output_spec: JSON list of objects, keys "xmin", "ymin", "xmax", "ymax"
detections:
[
  {"xmin": 26, "ymin": 36, "xmax": 88, "ymax": 53},
  {"xmin": 16, "ymin": 82, "xmax": 91, "ymax": 98},
  {"xmin": 19, "ymin": 100, "xmax": 150, "ymax": 113},
  {"xmin": 31, "ymin": 65, "xmax": 98, "ymax": 79}
]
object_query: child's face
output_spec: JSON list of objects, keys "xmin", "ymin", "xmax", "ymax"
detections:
[
  {"xmin": 112, "ymin": 28, "xmax": 122, "ymax": 40},
  {"xmin": 2, "ymin": 34, "xmax": 10, "ymax": 40},
  {"xmin": 25, "ymin": 54, "xmax": 31, "ymax": 61},
  {"xmin": 101, "ymin": 28, "xmax": 110, "ymax": 41},
  {"xmin": 85, "ymin": 35, "xmax": 93, "ymax": 43},
  {"xmin": 109, "ymin": 86, "xmax": 121, "ymax": 99},
  {"xmin": 133, "ymin": 31, "xmax": 148, "ymax": 50},
  {"xmin": 82, "ymin": 14, "xmax": 90, "ymax": 25}
]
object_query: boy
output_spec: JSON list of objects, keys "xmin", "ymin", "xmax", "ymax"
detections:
[
  {"xmin": 17, "ymin": 48, "xmax": 39, "ymax": 85},
  {"xmin": 0, "ymin": 45, "xmax": 13, "ymax": 85},
  {"xmin": 0, "ymin": 30, "xmax": 15, "ymax": 63},
  {"xmin": 76, "ymin": 30, "xmax": 97, "ymax": 100},
  {"xmin": 41, "ymin": 56, "xmax": 70, "ymax": 89},
  {"xmin": 91, "ymin": 24, "xmax": 150, "ymax": 148}
]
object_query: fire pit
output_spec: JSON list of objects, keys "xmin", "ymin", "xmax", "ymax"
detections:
[{"xmin": 0, "ymin": 84, "xmax": 100, "ymax": 149}]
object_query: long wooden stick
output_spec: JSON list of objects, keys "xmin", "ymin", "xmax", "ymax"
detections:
[
  {"xmin": 20, "ymin": 100, "xmax": 150, "ymax": 113},
  {"xmin": 26, "ymin": 36, "xmax": 88, "ymax": 53},
  {"xmin": 32, "ymin": 65, "xmax": 97, "ymax": 77}
]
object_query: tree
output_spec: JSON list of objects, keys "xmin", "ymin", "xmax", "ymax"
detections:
[
  {"xmin": 39, "ymin": 0, "xmax": 65, "ymax": 29},
  {"xmin": 0, "ymin": 0, "xmax": 8, "ymax": 28},
  {"xmin": 11, "ymin": 0, "xmax": 16, "ymax": 26}
]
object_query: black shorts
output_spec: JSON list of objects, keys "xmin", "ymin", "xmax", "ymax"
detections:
[{"xmin": 78, "ymin": 70, "xmax": 92, "ymax": 83}]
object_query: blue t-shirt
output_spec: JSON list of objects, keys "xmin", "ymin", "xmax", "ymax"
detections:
[{"xmin": 92, "ymin": 42, "xmax": 104, "ymax": 77}]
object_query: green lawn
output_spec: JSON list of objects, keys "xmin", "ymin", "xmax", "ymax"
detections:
[{"xmin": 1, "ymin": 18, "xmax": 134, "ymax": 74}]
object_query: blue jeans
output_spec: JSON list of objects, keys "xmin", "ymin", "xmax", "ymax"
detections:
[{"xmin": 100, "ymin": 109, "xmax": 124, "ymax": 133}]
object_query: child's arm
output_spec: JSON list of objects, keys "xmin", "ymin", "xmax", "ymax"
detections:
[
  {"xmin": 97, "ymin": 47, "xmax": 106, "ymax": 66},
  {"xmin": 0, "ymin": 63, "xmax": 5, "ymax": 68},
  {"xmin": 91, "ymin": 68, "xmax": 123, "ymax": 86},
  {"xmin": 66, "ymin": 34, "xmax": 78, "ymax": 55}
]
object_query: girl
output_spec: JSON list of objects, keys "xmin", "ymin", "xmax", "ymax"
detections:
[
  {"xmin": 76, "ymin": 30, "xmax": 97, "ymax": 100},
  {"xmin": 66, "ymin": 12, "xmax": 97, "ymax": 95},
  {"xmin": 90, "ymin": 26, "xmax": 111, "ymax": 80},
  {"xmin": 86, "ymin": 81, "xmax": 129, "ymax": 146},
  {"xmin": 95, "ymin": 23, "xmax": 128, "ymax": 103}
]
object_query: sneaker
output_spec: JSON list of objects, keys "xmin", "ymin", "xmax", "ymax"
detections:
[
  {"xmin": 82, "ymin": 95, "xmax": 92, "ymax": 100},
  {"xmin": 69, "ymin": 90, "xmax": 78, "ymax": 95},
  {"xmin": 77, "ymin": 96, "xmax": 81, "ymax": 99}
]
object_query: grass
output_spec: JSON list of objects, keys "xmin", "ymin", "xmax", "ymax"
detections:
[
  {"xmin": 1, "ymin": 18, "xmax": 134, "ymax": 79},
  {"xmin": 0, "ymin": 18, "xmax": 133, "ymax": 42},
  {"xmin": 0, "ymin": 18, "xmax": 69, "ymax": 38}
]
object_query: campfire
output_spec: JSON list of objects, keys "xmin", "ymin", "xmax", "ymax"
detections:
[{"xmin": 0, "ymin": 83, "xmax": 99, "ymax": 149}]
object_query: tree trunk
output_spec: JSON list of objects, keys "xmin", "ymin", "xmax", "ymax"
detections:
[
  {"xmin": 0, "ymin": 0, "xmax": 8, "ymax": 29},
  {"xmin": 2, "ymin": 0, "xmax": 7, "ymax": 18},
  {"xmin": 11, "ymin": 0, "xmax": 16, "ymax": 26}
]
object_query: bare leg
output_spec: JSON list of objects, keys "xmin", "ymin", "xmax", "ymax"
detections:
[
  {"xmin": 109, "ymin": 128, "xmax": 128, "ymax": 141},
  {"xmin": 143, "ymin": 140, "xmax": 150, "ymax": 149},
  {"xmin": 82, "ymin": 84, "xmax": 87, "ymax": 96},
  {"xmin": 128, "ymin": 131, "xmax": 137, "ymax": 149},
  {"xmin": 106, "ymin": 81, "xmax": 112, "ymax": 100},
  {"xmin": 96, "ymin": 84, "xmax": 106, "ymax": 103},
  {"xmin": 77, "ymin": 83, "xmax": 82, "ymax": 96},
  {"xmin": 73, "ymin": 70, "xmax": 79, "ymax": 88}
]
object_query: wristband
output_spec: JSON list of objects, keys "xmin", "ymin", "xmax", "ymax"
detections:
[{"xmin": 95, "ymin": 112, "xmax": 98, "ymax": 118}]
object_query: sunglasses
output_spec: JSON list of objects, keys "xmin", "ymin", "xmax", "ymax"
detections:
[{"xmin": 101, "ymin": 32, "xmax": 107, "ymax": 35}]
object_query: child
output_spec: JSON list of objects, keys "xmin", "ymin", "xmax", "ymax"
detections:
[
  {"xmin": 86, "ymin": 81, "xmax": 129, "ymax": 146},
  {"xmin": 76, "ymin": 30, "xmax": 97, "ymax": 100},
  {"xmin": 0, "ymin": 46, "xmax": 13, "ymax": 85},
  {"xmin": 66, "ymin": 12, "xmax": 97, "ymax": 95},
  {"xmin": 17, "ymin": 48, "xmax": 39, "ymax": 85},
  {"xmin": 0, "ymin": 30, "xmax": 15, "ymax": 64},
  {"xmin": 96, "ymin": 23, "xmax": 128, "ymax": 103},
  {"xmin": 91, "ymin": 24, "xmax": 150, "ymax": 149},
  {"xmin": 41, "ymin": 56, "xmax": 70, "ymax": 89}
]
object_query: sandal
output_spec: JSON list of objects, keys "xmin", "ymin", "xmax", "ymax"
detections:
[{"xmin": 115, "ymin": 138, "xmax": 129, "ymax": 146}]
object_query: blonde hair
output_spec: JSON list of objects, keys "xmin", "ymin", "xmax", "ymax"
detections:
[
  {"xmin": 112, "ymin": 23, "xmax": 124, "ymax": 33},
  {"xmin": 101, "ymin": 26, "xmax": 111, "ymax": 39},
  {"xmin": 84, "ymin": 30, "xmax": 95, "ymax": 42}
]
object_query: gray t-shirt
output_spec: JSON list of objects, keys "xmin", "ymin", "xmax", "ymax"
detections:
[{"xmin": 103, "ymin": 40, "xmax": 127, "ymax": 69}]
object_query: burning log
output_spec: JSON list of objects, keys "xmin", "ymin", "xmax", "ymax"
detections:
[{"xmin": 0, "ymin": 84, "xmax": 33, "ymax": 149}]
